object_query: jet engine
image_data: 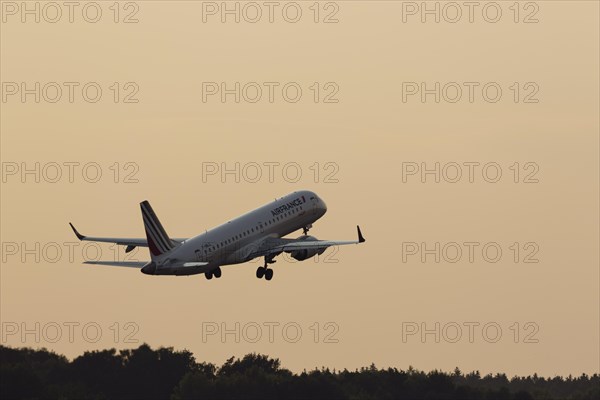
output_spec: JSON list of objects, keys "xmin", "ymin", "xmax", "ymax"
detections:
[{"xmin": 288, "ymin": 235, "xmax": 326, "ymax": 261}]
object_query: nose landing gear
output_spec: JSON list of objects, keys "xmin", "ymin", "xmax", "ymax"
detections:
[{"xmin": 303, "ymin": 224, "xmax": 312, "ymax": 235}]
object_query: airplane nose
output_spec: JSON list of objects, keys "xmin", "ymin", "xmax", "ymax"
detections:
[{"xmin": 320, "ymin": 198, "xmax": 327, "ymax": 215}]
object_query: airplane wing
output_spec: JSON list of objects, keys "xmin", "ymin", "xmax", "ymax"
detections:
[
  {"xmin": 249, "ymin": 225, "xmax": 365, "ymax": 259},
  {"xmin": 69, "ymin": 223, "xmax": 187, "ymax": 252}
]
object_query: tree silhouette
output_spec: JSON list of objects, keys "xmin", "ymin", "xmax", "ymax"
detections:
[{"xmin": 1, "ymin": 344, "xmax": 598, "ymax": 400}]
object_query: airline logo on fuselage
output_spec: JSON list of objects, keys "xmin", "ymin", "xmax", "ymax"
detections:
[{"xmin": 270, "ymin": 196, "xmax": 306, "ymax": 216}]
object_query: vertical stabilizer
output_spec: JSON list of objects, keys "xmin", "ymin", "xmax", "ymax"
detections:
[{"xmin": 140, "ymin": 201, "xmax": 175, "ymax": 259}]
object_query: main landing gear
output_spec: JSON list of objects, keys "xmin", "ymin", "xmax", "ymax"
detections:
[
  {"xmin": 256, "ymin": 266, "xmax": 273, "ymax": 281},
  {"xmin": 205, "ymin": 267, "xmax": 222, "ymax": 280},
  {"xmin": 256, "ymin": 255, "xmax": 276, "ymax": 281}
]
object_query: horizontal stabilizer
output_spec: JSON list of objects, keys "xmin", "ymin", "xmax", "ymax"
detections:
[{"xmin": 83, "ymin": 261, "xmax": 147, "ymax": 268}]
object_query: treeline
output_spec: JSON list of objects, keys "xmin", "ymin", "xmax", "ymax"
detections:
[{"xmin": 1, "ymin": 344, "xmax": 598, "ymax": 400}]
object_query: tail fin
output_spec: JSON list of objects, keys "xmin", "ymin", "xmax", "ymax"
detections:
[{"xmin": 140, "ymin": 201, "xmax": 176, "ymax": 259}]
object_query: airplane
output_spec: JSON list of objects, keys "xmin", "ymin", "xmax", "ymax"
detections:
[{"xmin": 69, "ymin": 190, "xmax": 365, "ymax": 280}]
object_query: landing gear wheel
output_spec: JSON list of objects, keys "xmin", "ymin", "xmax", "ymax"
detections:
[
  {"xmin": 205, "ymin": 272, "xmax": 213, "ymax": 280},
  {"xmin": 213, "ymin": 267, "xmax": 222, "ymax": 278},
  {"xmin": 256, "ymin": 267, "xmax": 265, "ymax": 279},
  {"xmin": 264, "ymin": 268, "xmax": 273, "ymax": 281}
]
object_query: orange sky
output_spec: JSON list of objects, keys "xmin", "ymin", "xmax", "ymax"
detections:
[{"xmin": 1, "ymin": 1, "xmax": 598, "ymax": 376}]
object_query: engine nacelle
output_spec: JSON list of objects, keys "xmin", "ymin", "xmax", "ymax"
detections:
[{"xmin": 288, "ymin": 235, "xmax": 326, "ymax": 261}]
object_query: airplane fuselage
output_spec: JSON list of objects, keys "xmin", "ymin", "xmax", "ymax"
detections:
[{"xmin": 146, "ymin": 190, "xmax": 327, "ymax": 275}]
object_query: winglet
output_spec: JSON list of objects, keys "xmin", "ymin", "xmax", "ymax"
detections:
[
  {"xmin": 357, "ymin": 225, "xmax": 365, "ymax": 243},
  {"xmin": 69, "ymin": 223, "xmax": 85, "ymax": 240}
]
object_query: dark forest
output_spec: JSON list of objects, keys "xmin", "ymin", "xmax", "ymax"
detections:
[{"xmin": 1, "ymin": 344, "xmax": 598, "ymax": 399}]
